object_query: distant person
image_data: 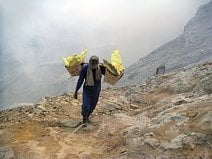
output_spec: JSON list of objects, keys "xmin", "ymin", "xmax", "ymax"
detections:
[{"xmin": 74, "ymin": 56, "xmax": 106, "ymax": 125}]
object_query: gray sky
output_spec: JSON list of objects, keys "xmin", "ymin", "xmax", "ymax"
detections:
[{"xmin": 0, "ymin": 0, "xmax": 210, "ymax": 67}]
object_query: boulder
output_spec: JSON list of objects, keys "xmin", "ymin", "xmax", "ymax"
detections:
[
  {"xmin": 125, "ymin": 137, "xmax": 143, "ymax": 149},
  {"xmin": 182, "ymin": 136, "xmax": 196, "ymax": 150},
  {"xmin": 130, "ymin": 104, "xmax": 139, "ymax": 110},
  {"xmin": 165, "ymin": 134, "xmax": 187, "ymax": 149},
  {"xmin": 0, "ymin": 146, "xmax": 14, "ymax": 159},
  {"xmin": 62, "ymin": 120, "xmax": 81, "ymax": 128},
  {"xmin": 197, "ymin": 111, "xmax": 212, "ymax": 132},
  {"xmin": 143, "ymin": 137, "xmax": 160, "ymax": 149}
]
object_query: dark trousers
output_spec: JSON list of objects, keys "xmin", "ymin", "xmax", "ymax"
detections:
[{"xmin": 81, "ymin": 86, "xmax": 100, "ymax": 119}]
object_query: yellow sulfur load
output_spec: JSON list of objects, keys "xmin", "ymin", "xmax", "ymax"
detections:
[
  {"xmin": 103, "ymin": 49, "xmax": 124, "ymax": 85},
  {"xmin": 103, "ymin": 49, "xmax": 124, "ymax": 76},
  {"xmin": 63, "ymin": 49, "xmax": 87, "ymax": 76},
  {"xmin": 111, "ymin": 49, "xmax": 124, "ymax": 75},
  {"xmin": 63, "ymin": 49, "xmax": 87, "ymax": 67}
]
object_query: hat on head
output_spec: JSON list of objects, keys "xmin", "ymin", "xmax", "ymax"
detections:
[{"xmin": 89, "ymin": 55, "xmax": 99, "ymax": 69}]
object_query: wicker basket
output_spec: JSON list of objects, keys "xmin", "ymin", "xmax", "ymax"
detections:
[
  {"xmin": 65, "ymin": 63, "xmax": 82, "ymax": 76},
  {"xmin": 104, "ymin": 69, "xmax": 122, "ymax": 85}
]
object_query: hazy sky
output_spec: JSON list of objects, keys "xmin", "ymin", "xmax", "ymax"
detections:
[{"xmin": 0, "ymin": 0, "xmax": 210, "ymax": 67}]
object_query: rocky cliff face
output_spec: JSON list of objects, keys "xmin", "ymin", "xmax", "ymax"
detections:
[
  {"xmin": 0, "ymin": 62, "xmax": 211, "ymax": 159},
  {"xmin": 118, "ymin": 1, "xmax": 212, "ymax": 87}
]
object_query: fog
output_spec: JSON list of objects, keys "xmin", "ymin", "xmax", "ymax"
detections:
[
  {"xmin": 0, "ymin": 0, "xmax": 210, "ymax": 67},
  {"xmin": 0, "ymin": 0, "xmax": 210, "ymax": 108}
]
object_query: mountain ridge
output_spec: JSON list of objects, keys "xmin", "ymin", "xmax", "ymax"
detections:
[{"xmin": 118, "ymin": 1, "xmax": 212, "ymax": 87}]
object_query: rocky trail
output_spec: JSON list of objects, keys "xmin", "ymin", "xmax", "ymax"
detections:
[{"xmin": 0, "ymin": 62, "xmax": 212, "ymax": 159}]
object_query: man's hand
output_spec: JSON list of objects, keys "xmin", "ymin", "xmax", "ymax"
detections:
[{"xmin": 74, "ymin": 92, "xmax": 78, "ymax": 99}]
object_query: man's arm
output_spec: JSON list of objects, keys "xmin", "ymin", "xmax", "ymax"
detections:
[
  {"xmin": 74, "ymin": 65, "xmax": 87, "ymax": 99},
  {"xmin": 75, "ymin": 66, "xmax": 87, "ymax": 92}
]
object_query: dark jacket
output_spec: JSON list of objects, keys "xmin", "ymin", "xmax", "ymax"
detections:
[{"xmin": 75, "ymin": 64, "xmax": 106, "ymax": 93}]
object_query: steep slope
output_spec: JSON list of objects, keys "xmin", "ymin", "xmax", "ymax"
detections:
[
  {"xmin": 0, "ymin": 62, "xmax": 211, "ymax": 159},
  {"xmin": 118, "ymin": 1, "xmax": 212, "ymax": 86}
]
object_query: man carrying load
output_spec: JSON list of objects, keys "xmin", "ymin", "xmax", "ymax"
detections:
[{"xmin": 74, "ymin": 56, "xmax": 106, "ymax": 125}]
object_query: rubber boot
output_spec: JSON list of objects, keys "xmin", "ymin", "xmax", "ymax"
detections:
[{"xmin": 83, "ymin": 117, "xmax": 89, "ymax": 126}]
